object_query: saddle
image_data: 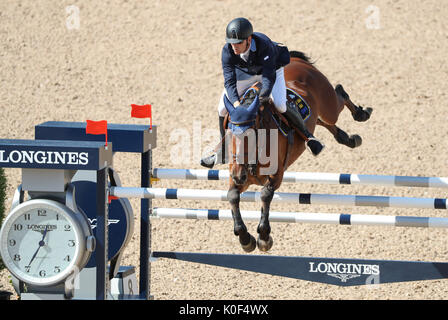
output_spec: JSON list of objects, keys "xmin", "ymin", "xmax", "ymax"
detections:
[{"xmin": 224, "ymin": 82, "xmax": 310, "ymax": 137}]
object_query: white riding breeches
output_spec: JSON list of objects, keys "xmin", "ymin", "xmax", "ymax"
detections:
[{"xmin": 218, "ymin": 67, "xmax": 287, "ymax": 117}]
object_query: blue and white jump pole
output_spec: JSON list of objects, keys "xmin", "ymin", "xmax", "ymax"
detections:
[
  {"xmin": 152, "ymin": 168, "xmax": 448, "ymax": 189},
  {"xmin": 110, "ymin": 187, "xmax": 448, "ymax": 210},
  {"xmin": 151, "ymin": 207, "xmax": 448, "ymax": 229}
]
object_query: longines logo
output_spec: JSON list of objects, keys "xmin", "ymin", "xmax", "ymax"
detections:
[
  {"xmin": 309, "ymin": 261, "xmax": 380, "ymax": 283},
  {"xmin": 0, "ymin": 150, "xmax": 89, "ymax": 165},
  {"xmin": 28, "ymin": 224, "xmax": 57, "ymax": 231}
]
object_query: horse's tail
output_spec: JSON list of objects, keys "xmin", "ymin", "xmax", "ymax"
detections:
[{"xmin": 289, "ymin": 50, "xmax": 314, "ymax": 64}]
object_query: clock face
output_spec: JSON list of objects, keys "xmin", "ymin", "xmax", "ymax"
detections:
[{"xmin": 0, "ymin": 200, "xmax": 84, "ymax": 286}]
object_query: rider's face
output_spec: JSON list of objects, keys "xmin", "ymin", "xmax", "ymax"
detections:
[{"xmin": 231, "ymin": 37, "xmax": 251, "ymax": 55}]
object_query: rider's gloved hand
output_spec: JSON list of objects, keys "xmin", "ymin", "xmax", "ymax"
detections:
[{"xmin": 259, "ymin": 96, "xmax": 271, "ymax": 105}]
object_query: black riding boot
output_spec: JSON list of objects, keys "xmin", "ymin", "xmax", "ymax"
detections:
[
  {"xmin": 200, "ymin": 116, "xmax": 226, "ymax": 168},
  {"xmin": 282, "ymin": 106, "xmax": 325, "ymax": 156}
]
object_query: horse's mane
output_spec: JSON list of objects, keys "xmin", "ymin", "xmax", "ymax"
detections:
[{"xmin": 289, "ymin": 50, "xmax": 314, "ymax": 65}]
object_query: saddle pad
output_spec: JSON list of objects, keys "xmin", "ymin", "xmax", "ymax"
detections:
[
  {"xmin": 272, "ymin": 88, "xmax": 311, "ymax": 137},
  {"xmin": 286, "ymin": 88, "xmax": 311, "ymax": 121},
  {"xmin": 237, "ymin": 85, "xmax": 311, "ymax": 137}
]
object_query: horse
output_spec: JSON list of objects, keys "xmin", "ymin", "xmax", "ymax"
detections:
[{"xmin": 222, "ymin": 51, "xmax": 373, "ymax": 252}]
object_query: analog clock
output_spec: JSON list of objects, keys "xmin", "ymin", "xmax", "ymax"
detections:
[{"xmin": 0, "ymin": 199, "xmax": 95, "ymax": 287}]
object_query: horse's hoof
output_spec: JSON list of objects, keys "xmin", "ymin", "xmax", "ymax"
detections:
[
  {"xmin": 240, "ymin": 234, "xmax": 256, "ymax": 253},
  {"xmin": 349, "ymin": 134, "xmax": 362, "ymax": 148},
  {"xmin": 306, "ymin": 138, "xmax": 325, "ymax": 156},
  {"xmin": 353, "ymin": 106, "xmax": 373, "ymax": 122},
  {"xmin": 257, "ymin": 235, "xmax": 273, "ymax": 252}
]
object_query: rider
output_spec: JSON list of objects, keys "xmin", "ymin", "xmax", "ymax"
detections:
[{"xmin": 200, "ymin": 17, "xmax": 325, "ymax": 168}]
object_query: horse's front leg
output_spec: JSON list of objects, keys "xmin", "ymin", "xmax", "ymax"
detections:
[
  {"xmin": 228, "ymin": 187, "xmax": 256, "ymax": 252},
  {"xmin": 257, "ymin": 184, "xmax": 274, "ymax": 252}
]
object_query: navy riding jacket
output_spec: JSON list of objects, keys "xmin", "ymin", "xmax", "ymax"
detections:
[{"xmin": 221, "ymin": 32, "xmax": 290, "ymax": 104}]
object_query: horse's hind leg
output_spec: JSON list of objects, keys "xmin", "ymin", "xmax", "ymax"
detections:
[
  {"xmin": 316, "ymin": 119, "xmax": 362, "ymax": 148},
  {"xmin": 335, "ymin": 84, "xmax": 373, "ymax": 122}
]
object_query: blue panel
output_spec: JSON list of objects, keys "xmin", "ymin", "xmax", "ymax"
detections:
[
  {"xmin": 35, "ymin": 121, "xmax": 155, "ymax": 153},
  {"xmin": 73, "ymin": 180, "xmax": 129, "ymax": 267}
]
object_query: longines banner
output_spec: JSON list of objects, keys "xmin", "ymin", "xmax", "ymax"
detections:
[{"xmin": 152, "ymin": 251, "xmax": 448, "ymax": 287}]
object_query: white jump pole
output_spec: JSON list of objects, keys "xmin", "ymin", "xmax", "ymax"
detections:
[
  {"xmin": 152, "ymin": 168, "xmax": 448, "ymax": 189},
  {"xmin": 109, "ymin": 187, "xmax": 448, "ymax": 210},
  {"xmin": 151, "ymin": 207, "xmax": 448, "ymax": 228}
]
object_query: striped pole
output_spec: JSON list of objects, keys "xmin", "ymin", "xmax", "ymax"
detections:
[
  {"xmin": 152, "ymin": 207, "xmax": 448, "ymax": 228},
  {"xmin": 110, "ymin": 187, "xmax": 448, "ymax": 210},
  {"xmin": 152, "ymin": 168, "xmax": 448, "ymax": 189}
]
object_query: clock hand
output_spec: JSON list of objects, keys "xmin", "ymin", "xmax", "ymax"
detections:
[
  {"xmin": 40, "ymin": 225, "xmax": 49, "ymax": 241},
  {"xmin": 28, "ymin": 225, "xmax": 49, "ymax": 266},
  {"xmin": 28, "ymin": 245, "xmax": 41, "ymax": 267}
]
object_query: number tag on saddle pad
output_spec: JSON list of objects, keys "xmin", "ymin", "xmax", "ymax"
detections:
[{"xmin": 286, "ymin": 88, "xmax": 310, "ymax": 121}]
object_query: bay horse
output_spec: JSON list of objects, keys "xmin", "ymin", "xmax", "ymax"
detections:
[{"xmin": 223, "ymin": 51, "xmax": 372, "ymax": 252}]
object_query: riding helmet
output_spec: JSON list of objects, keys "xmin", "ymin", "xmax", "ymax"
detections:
[{"xmin": 225, "ymin": 17, "xmax": 253, "ymax": 44}]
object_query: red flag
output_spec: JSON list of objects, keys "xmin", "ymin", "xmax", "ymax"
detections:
[
  {"xmin": 131, "ymin": 104, "xmax": 152, "ymax": 130},
  {"xmin": 108, "ymin": 195, "xmax": 119, "ymax": 203},
  {"xmin": 86, "ymin": 120, "xmax": 108, "ymax": 146}
]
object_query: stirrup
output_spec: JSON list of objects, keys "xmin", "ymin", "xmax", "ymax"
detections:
[{"xmin": 200, "ymin": 153, "xmax": 218, "ymax": 169}]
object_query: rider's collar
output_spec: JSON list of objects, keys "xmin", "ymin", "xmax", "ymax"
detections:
[
  {"xmin": 240, "ymin": 39, "xmax": 256, "ymax": 61},
  {"xmin": 250, "ymin": 38, "xmax": 256, "ymax": 52}
]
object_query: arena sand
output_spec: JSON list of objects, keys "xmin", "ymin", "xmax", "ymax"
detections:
[{"xmin": 1, "ymin": 0, "xmax": 448, "ymax": 300}]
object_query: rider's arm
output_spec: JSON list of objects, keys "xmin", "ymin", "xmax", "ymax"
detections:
[
  {"xmin": 258, "ymin": 43, "xmax": 277, "ymax": 99},
  {"xmin": 222, "ymin": 46, "xmax": 240, "ymax": 105}
]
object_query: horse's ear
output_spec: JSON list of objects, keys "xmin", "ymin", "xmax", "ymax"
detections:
[
  {"xmin": 246, "ymin": 95, "xmax": 260, "ymax": 116},
  {"xmin": 223, "ymin": 94, "xmax": 235, "ymax": 114}
]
